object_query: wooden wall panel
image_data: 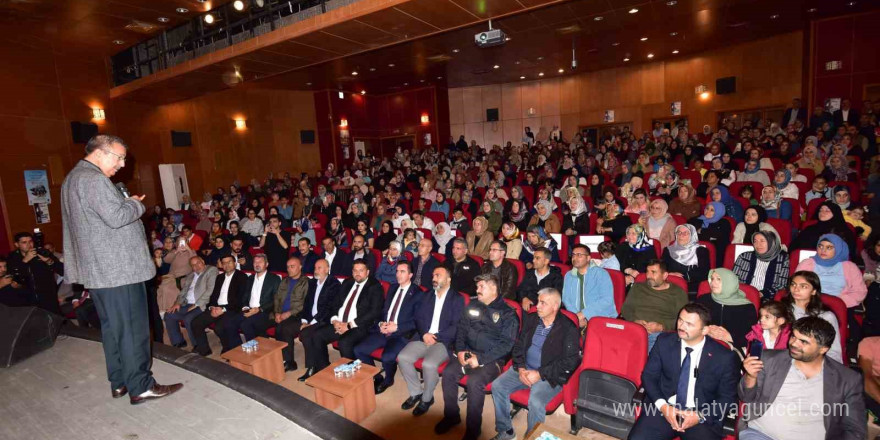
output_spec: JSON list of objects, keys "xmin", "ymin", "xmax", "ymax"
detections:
[
  {"xmin": 448, "ymin": 88, "xmax": 464, "ymax": 125},
  {"xmin": 501, "ymin": 83, "xmax": 522, "ymax": 121},
  {"xmin": 461, "ymin": 87, "xmax": 484, "ymax": 124}
]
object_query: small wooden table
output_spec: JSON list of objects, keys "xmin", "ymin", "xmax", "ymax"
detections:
[
  {"xmin": 305, "ymin": 358, "xmax": 380, "ymax": 423},
  {"xmin": 220, "ymin": 337, "xmax": 288, "ymax": 384}
]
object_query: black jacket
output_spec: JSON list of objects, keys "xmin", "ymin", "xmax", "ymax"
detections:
[
  {"xmin": 661, "ymin": 246, "xmax": 710, "ymax": 293},
  {"xmin": 326, "ymin": 248, "xmax": 353, "ymax": 277},
  {"xmin": 411, "ymin": 255, "xmax": 439, "ymax": 289},
  {"xmin": 562, "ymin": 211, "xmax": 590, "ymax": 235},
  {"xmin": 208, "ymin": 270, "xmax": 249, "ymax": 311},
  {"xmin": 696, "ymin": 294, "xmax": 758, "ymax": 350},
  {"xmin": 243, "ymin": 272, "xmax": 282, "ymax": 313},
  {"xmin": 480, "ymin": 259, "xmax": 519, "ymax": 300},
  {"xmin": 337, "ymin": 277, "xmax": 384, "ymax": 329},
  {"xmin": 299, "ymin": 276, "xmax": 341, "ymax": 324},
  {"xmin": 516, "ymin": 265, "xmax": 565, "ymax": 303},
  {"xmin": 444, "ymin": 256, "xmax": 481, "ymax": 296},
  {"xmin": 512, "ymin": 310, "xmax": 581, "ymax": 387},
  {"xmin": 6, "ymin": 249, "xmax": 63, "ymax": 314},
  {"xmin": 455, "ymin": 295, "xmax": 518, "ymax": 365}
]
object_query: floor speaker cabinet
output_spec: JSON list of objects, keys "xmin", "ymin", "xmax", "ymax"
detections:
[{"xmin": 0, "ymin": 305, "xmax": 63, "ymax": 368}]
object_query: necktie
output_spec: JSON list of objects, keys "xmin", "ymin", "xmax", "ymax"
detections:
[
  {"xmin": 341, "ymin": 283, "xmax": 360, "ymax": 322},
  {"xmin": 389, "ymin": 288, "xmax": 405, "ymax": 322},
  {"xmin": 676, "ymin": 347, "xmax": 693, "ymax": 409}
]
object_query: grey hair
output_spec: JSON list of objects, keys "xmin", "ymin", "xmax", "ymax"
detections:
[{"xmin": 85, "ymin": 134, "xmax": 127, "ymax": 155}]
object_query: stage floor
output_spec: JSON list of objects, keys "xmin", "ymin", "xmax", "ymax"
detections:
[{"xmin": 0, "ymin": 336, "xmax": 319, "ymax": 440}]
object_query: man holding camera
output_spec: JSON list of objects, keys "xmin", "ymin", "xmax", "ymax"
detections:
[
  {"xmin": 7, "ymin": 231, "xmax": 63, "ymax": 315},
  {"xmin": 435, "ymin": 273, "xmax": 518, "ymax": 440}
]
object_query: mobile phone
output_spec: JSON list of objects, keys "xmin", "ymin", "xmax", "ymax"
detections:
[{"xmin": 749, "ymin": 340, "xmax": 764, "ymax": 359}]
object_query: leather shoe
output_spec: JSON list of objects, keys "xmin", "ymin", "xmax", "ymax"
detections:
[
  {"xmin": 129, "ymin": 383, "xmax": 183, "ymax": 405},
  {"xmin": 401, "ymin": 395, "xmax": 421, "ymax": 410},
  {"xmin": 413, "ymin": 398, "xmax": 434, "ymax": 416},
  {"xmin": 111, "ymin": 386, "xmax": 127, "ymax": 398},
  {"xmin": 434, "ymin": 415, "xmax": 460, "ymax": 434},
  {"xmin": 284, "ymin": 361, "xmax": 298, "ymax": 372},
  {"xmin": 374, "ymin": 380, "xmax": 393, "ymax": 395},
  {"xmin": 297, "ymin": 368, "xmax": 314, "ymax": 382}
]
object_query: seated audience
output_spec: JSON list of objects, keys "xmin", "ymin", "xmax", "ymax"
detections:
[
  {"xmin": 529, "ymin": 200, "xmax": 561, "ymax": 234},
  {"xmin": 375, "ymin": 241, "xmax": 404, "ymax": 283},
  {"xmin": 516, "ymin": 247, "xmax": 564, "ymax": 311},
  {"xmin": 374, "ymin": 220, "xmax": 398, "ymax": 252},
  {"xmin": 758, "ymin": 185, "xmax": 792, "ymax": 221},
  {"xmin": 561, "ymin": 244, "xmax": 616, "ymax": 329},
  {"xmin": 226, "ymin": 254, "xmax": 281, "ymax": 348},
  {"xmin": 662, "ymin": 224, "xmax": 710, "ymax": 293},
  {"xmin": 158, "ymin": 237, "xmax": 195, "ymax": 311},
  {"xmin": 291, "ymin": 238, "xmax": 319, "ymax": 274},
  {"xmin": 411, "ymin": 238, "xmax": 439, "ymax": 288},
  {"xmin": 322, "ymin": 236, "xmax": 352, "ymax": 278},
  {"xmin": 744, "ymin": 300, "xmax": 793, "ymax": 354},
  {"xmin": 688, "ymin": 201, "xmax": 730, "ymax": 268},
  {"xmin": 732, "ymin": 206, "xmax": 781, "ymax": 246},
  {"xmin": 562, "ymin": 196, "xmax": 590, "ymax": 254},
  {"xmin": 500, "ymin": 222, "xmax": 523, "ymax": 259},
  {"xmin": 804, "ymin": 175, "xmax": 832, "ymax": 205},
  {"xmin": 858, "ymin": 336, "xmax": 880, "ymax": 420},
  {"xmin": 782, "ymin": 271, "xmax": 844, "ymax": 363},
  {"xmin": 228, "ymin": 237, "xmax": 254, "ymax": 271},
  {"xmin": 443, "ymin": 238, "xmax": 480, "ymax": 296},
  {"xmin": 480, "ymin": 240, "xmax": 518, "ymax": 300},
  {"xmin": 284, "ymin": 259, "xmax": 340, "ymax": 371},
  {"xmin": 270, "ymin": 256, "xmax": 311, "ymax": 371},
  {"xmin": 432, "ymin": 222, "xmax": 456, "ymax": 257},
  {"xmin": 620, "ymin": 260, "xmax": 689, "ymax": 351},
  {"xmin": 163, "ymin": 256, "xmax": 217, "ymax": 349},
  {"xmin": 709, "ymin": 185, "xmax": 743, "ymax": 223},
  {"xmin": 190, "ymin": 255, "xmax": 248, "ymax": 356},
  {"xmin": 596, "ymin": 202, "xmax": 632, "ymax": 243},
  {"xmin": 737, "ymin": 159, "xmax": 771, "ymax": 186},
  {"xmin": 645, "ymin": 199, "xmax": 675, "ymax": 248},
  {"xmin": 795, "ymin": 234, "xmax": 867, "ymax": 308},
  {"xmin": 616, "ymin": 224, "xmax": 656, "ymax": 284},
  {"xmin": 696, "ymin": 268, "xmax": 759, "ymax": 350},
  {"xmin": 733, "ymin": 231, "xmax": 790, "ymax": 300},
  {"xmin": 466, "ymin": 216, "xmax": 494, "ymax": 260},
  {"xmin": 520, "ymin": 225, "xmax": 561, "ymax": 267},
  {"xmin": 258, "ymin": 215, "xmax": 291, "ymax": 273},
  {"xmin": 773, "ymin": 169, "xmax": 799, "ymax": 200},
  {"xmin": 668, "ymin": 182, "xmax": 701, "ymax": 220},
  {"xmin": 790, "ymin": 201, "xmax": 857, "ymax": 253}
]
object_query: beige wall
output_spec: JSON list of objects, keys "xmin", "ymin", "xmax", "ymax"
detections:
[{"xmin": 448, "ymin": 31, "xmax": 803, "ymax": 146}]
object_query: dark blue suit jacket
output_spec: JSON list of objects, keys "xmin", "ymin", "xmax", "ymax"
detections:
[
  {"xmin": 410, "ymin": 255, "xmax": 439, "ymax": 288},
  {"xmin": 376, "ymin": 283, "xmax": 423, "ymax": 338},
  {"xmin": 642, "ymin": 332, "xmax": 739, "ymax": 431},
  {"xmin": 298, "ymin": 276, "xmax": 341, "ymax": 324},
  {"xmin": 413, "ymin": 288, "xmax": 465, "ymax": 348}
]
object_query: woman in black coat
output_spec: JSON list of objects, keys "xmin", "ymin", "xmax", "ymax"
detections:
[
  {"xmin": 615, "ymin": 224, "xmax": 656, "ymax": 284},
  {"xmin": 562, "ymin": 196, "xmax": 590, "ymax": 259},
  {"xmin": 687, "ymin": 201, "xmax": 730, "ymax": 268},
  {"xmin": 661, "ymin": 224, "xmax": 710, "ymax": 293},
  {"xmin": 695, "ymin": 268, "xmax": 758, "ymax": 351}
]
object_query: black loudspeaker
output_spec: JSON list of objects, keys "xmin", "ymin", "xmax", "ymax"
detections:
[
  {"xmin": 171, "ymin": 130, "xmax": 192, "ymax": 147},
  {"xmin": 716, "ymin": 76, "xmax": 736, "ymax": 95},
  {"xmin": 486, "ymin": 108, "xmax": 499, "ymax": 122},
  {"xmin": 71, "ymin": 122, "xmax": 99, "ymax": 144},
  {"xmin": 0, "ymin": 305, "xmax": 63, "ymax": 368},
  {"xmin": 300, "ymin": 130, "xmax": 316, "ymax": 144}
]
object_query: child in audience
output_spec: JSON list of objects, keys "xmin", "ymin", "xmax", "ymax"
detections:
[
  {"xmin": 844, "ymin": 207, "xmax": 872, "ymax": 240},
  {"xmin": 745, "ymin": 300, "xmax": 792, "ymax": 354},
  {"xmin": 738, "ymin": 185, "xmax": 758, "ymax": 206}
]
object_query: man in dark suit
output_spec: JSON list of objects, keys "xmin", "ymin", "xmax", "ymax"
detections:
[
  {"xmin": 229, "ymin": 237, "xmax": 253, "ymax": 271},
  {"xmin": 398, "ymin": 266, "xmax": 465, "ymax": 415},
  {"xmin": 347, "ymin": 234, "xmax": 375, "ymax": 274},
  {"xmin": 278, "ymin": 258, "xmax": 340, "ymax": 373},
  {"xmin": 322, "ymin": 236, "xmax": 352, "ymax": 278},
  {"xmin": 628, "ymin": 303, "xmax": 739, "ymax": 440},
  {"xmin": 738, "ymin": 316, "xmax": 865, "ymax": 439},
  {"xmin": 190, "ymin": 255, "xmax": 249, "ymax": 356},
  {"xmin": 833, "ymin": 98, "xmax": 860, "ymax": 127},
  {"xmin": 291, "ymin": 237, "xmax": 319, "ymax": 274},
  {"xmin": 298, "ymin": 258, "xmax": 383, "ymax": 380},
  {"xmin": 781, "ymin": 98, "xmax": 806, "ymax": 128},
  {"xmin": 354, "ymin": 261, "xmax": 424, "ymax": 394},
  {"xmin": 232, "ymin": 253, "xmax": 282, "ymax": 346},
  {"xmin": 411, "ymin": 238, "xmax": 438, "ymax": 289},
  {"xmin": 809, "ymin": 106, "xmax": 834, "ymax": 132}
]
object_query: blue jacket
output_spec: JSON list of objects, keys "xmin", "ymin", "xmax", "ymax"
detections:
[
  {"xmin": 561, "ymin": 266, "xmax": 617, "ymax": 321},
  {"xmin": 376, "ymin": 283, "xmax": 424, "ymax": 338},
  {"xmin": 765, "ymin": 199, "xmax": 793, "ymax": 221},
  {"xmin": 414, "ymin": 288, "xmax": 465, "ymax": 348},
  {"xmin": 375, "ymin": 256, "xmax": 402, "ymax": 283},
  {"xmin": 411, "ymin": 255, "xmax": 439, "ymax": 289},
  {"xmin": 643, "ymin": 332, "xmax": 740, "ymax": 432}
]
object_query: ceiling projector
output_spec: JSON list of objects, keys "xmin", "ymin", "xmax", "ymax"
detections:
[{"xmin": 474, "ymin": 28, "xmax": 506, "ymax": 48}]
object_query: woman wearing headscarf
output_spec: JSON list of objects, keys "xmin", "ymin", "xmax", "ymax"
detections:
[
  {"xmin": 795, "ymin": 233, "xmax": 867, "ymax": 308},
  {"xmin": 688, "ymin": 201, "xmax": 730, "ymax": 268},
  {"xmin": 587, "ymin": 174, "xmax": 604, "ymax": 202},
  {"xmin": 733, "ymin": 231, "xmax": 790, "ymax": 300},
  {"xmin": 647, "ymin": 164, "xmax": 680, "ymax": 200},
  {"xmin": 668, "ymin": 182, "xmax": 702, "ymax": 220},
  {"xmin": 645, "ymin": 199, "xmax": 676, "ymax": 248},
  {"xmin": 504, "ymin": 186, "xmax": 528, "ymax": 214},
  {"xmin": 528, "ymin": 199, "xmax": 561, "ymax": 234},
  {"xmin": 696, "ymin": 268, "xmax": 758, "ymax": 350},
  {"xmin": 466, "ymin": 216, "xmax": 494, "ymax": 260},
  {"xmin": 520, "ymin": 225, "xmax": 561, "ymax": 266},
  {"xmin": 615, "ymin": 224, "xmax": 656, "ymax": 284},
  {"xmin": 624, "ymin": 188, "xmax": 650, "ymax": 215},
  {"xmin": 708, "ymin": 185, "xmax": 743, "ymax": 223},
  {"xmin": 500, "ymin": 222, "xmax": 523, "ymax": 259},
  {"xmin": 796, "ymin": 145, "xmax": 825, "ymax": 175},
  {"xmin": 504, "ymin": 198, "xmax": 530, "ymax": 232},
  {"xmin": 662, "ymin": 224, "xmax": 710, "ymax": 293},
  {"xmin": 562, "ymin": 196, "xmax": 590, "ymax": 255},
  {"xmin": 327, "ymin": 217, "xmax": 348, "ymax": 248},
  {"xmin": 737, "ymin": 159, "xmax": 771, "ymax": 186},
  {"xmin": 772, "ymin": 169, "xmax": 799, "ymax": 200},
  {"xmin": 732, "ymin": 206, "xmax": 782, "ymax": 246},
  {"xmin": 759, "ymin": 185, "xmax": 792, "ymax": 220},
  {"xmin": 822, "ymin": 154, "xmax": 857, "ymax": 183},
  {"xmin": 460, "ymin": 189, "xmax": 479, "ymax": 218},
  {"xmin": 373, "ymin": 220, "xmax": 398, "ymax": 252},
  {"xmin": 832, "ymin": 185, "xmax": 859, "ymax": 211},
  {"xmin": 596, "ymin": 202, "xmax": 633, "ymax": 243},
  {"xmin": 429, "ymin": 192, "xmax": 450, "ymax": 219},
  {"xmin": 863, "ymin": 234, "xmax": 880, "ymax": 283},
  {"xmin": 431, "ymin": 222, "xmax": 456, "ymax": 257},
  {"xmin": 479, "ymin": 200, "xmax": 502, "ymax": 234},
  {"xmin": 790, "ymin": 201, "xmax": 857, "ymax": 254}
]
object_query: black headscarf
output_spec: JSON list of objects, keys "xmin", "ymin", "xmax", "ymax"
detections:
[
  {"xmin": 790, "ymin": 200, "xmax": 855, "ymax": 253},
  {"xmin": 742, "ymin": 206, "xmax": 768, "ymax": 245}
]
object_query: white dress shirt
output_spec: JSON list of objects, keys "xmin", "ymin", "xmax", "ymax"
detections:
[
  {"xmin": 185, "ymin": 270, "xmax": 202, "ymax": 305},
  {"xmin": 386, "ymin": 283, "xmax": 410, "ymax": 323},
  {"xmin": 248, "ymin": 272, "xmax": 266, "ymax": 309},
  {"xmin": 304, "ymin": 277, "xmax": 327, "ymax": 324},
  {"xmin": 325, "ymin": 248, "xmax": 337, "ymax": 270},
  {"xmin": 218, "ymin": 272, "xmax": 234, "ymax": 307},
  {"xmin": 654, "ymin": 337, "xmax": 706, "ymax": 410},
  {"xmin": 428, "ymin": 288, "xmax": 448, "ymax": 334},
  {"xmin": 332, "ymin": 280, "xmax": 366, "ymax": 327}
]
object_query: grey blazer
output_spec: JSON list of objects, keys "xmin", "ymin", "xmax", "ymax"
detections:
[
  {"xmin": 61, "ymin": 160, "xmax": 156, "ymax": 289},
  {"xmin": 738, "ymin": 350, "xmax": 866, "ymax": 439},
  {"xmin": 175, "ymin": 265, "xmax": 218, "ymax": 309}
]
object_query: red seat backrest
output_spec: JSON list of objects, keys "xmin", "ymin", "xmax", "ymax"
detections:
[
  {"xmin": 806, "ymin": 197, "xmax": 827, "ymax": 219},
  {"xmin": 380, "ymin": 281, "xmax": 391, "ymax": 297},
  {"xmin": 581, "ymin": 317, "xmax": 648, "ymax": 385},
  {"xmin": 765, "ymin": 218, "xmax": 792, "ymax": 246},
  {"xmin": 774, "ymin": 291, "xmax": 849, "ymax": 363},
  {"xmin": 431, "ymin": 252, "xmax": 446, "ymax": 263},
  {"xmin": 506, "ymin": 258, "xmax": 525, "ymax": 285},
  {"xmin": 425, "ymin": 212, "xmax": 446, "ymax": 225},
  {"xmin": 724, "ymin": 244, "xmax": 755, "ymax": 268},
  {"xmin": 606, "ymin": 269, "xmax": 626, "ymax": 314},
  {"xmin": 698, "ymin": 241, "xmax": 717, "ymax": 269},
  {"xmin": 697, "ymin": 281, "xmax": 760, "ymax": 314},
  {"xmin": 549, "ymin": 261, "xmax": 571, "ymax": 274},
  {"xmin": 504, "ymin": 298, "xmax": 524, "ymax": 329}
]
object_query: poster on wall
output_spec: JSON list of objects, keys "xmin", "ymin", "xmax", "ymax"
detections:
[
  {"xmin": 424, "ymin": 133, "xmax": 432, "ymax": 146},
  {"xmin": 354, "ymin": 141, "xmax": 366, "ymax": 159},
  {"xmin": 23, "ymin": 170, "xmax": 50, "ymax": 205},
  {"xmin": 603, "ymin": 110, "xmax": 615, "ymax": 123},
  {"xmin": 671, "ymin": 101, "xmax": 682, "ymax": 116},
  {"xmin": 33, "ymin": 203, "xmax": 50, "ymax": 224},
  {"xmin": 339, "ymin": 128, "xmax": 351, "ymax": 159},
  {"xmin": 824, "ymin": 98, "xmax": 841, "ymax": 113}
]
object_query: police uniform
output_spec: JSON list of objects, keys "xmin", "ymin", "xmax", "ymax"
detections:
[{"xmin": 441, "ymin": 295, "xmax": 518, "ymax": 440}]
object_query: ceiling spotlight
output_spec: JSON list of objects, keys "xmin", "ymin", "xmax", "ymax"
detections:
[
  {"xmin": 666, "ymin": 0, "xmax": 677, "ymax": 5},
  {"xmin": 504, "ymin": 37, "xmax": 511, "ymax": 41},
  {"xmin": 520, "ymin": 76, "xmax": 526, "ymax": 79},
  {"xmin": 420, "ymin": 80, "xmax": 424, "ymax": 83},
  {"xmin": 369, "ymin": 67, "xmax": 375, "ymax": 72},
  {"xmin": 623, "ymin": 57, "xmax": 630, "ymax": 62},
  {"xmin": 558, "ymin": 68, "xmax": 564, "ymax": 73},
  {"xmin": 808, "ymin": 7, "xmax": 818, "ymax": 12},
  {"xmin": 403, "ymin": 82, "xmax": 408, "ymax": 86},
  {"xmin": 452, "ymin": 49, "xmax": 459, "ymax": 53},
  {"xmin": 672, "ymin": 50, "xmax": 679, "ymax": 54},
  {"xmin": 157, "ymin": 17, "xmax": 170, "ymax": 23},
  {"xmin": 437, "ymin": 76, "xmax": 443, "ymax": 79},
  {"xmin": 255, "ymin": 0, "xmax": 265, "ymax": 6},
  {"xmin": 629, "ymin": 8, "xmax": 639, "ymax": 13},
  {"xmin": 612, "ymin": 42, "xmax": 620, "ymax": 46},
  {"xmin": 306, "ymin": 82, "xmax": 312, "ymax": 85},
  {"xmin": 176, "ymin": 7, "xmax": 188, "ymax": 13},
  {"xmin": 670, "ymin": 32, "xmax": 678, "ymax": 36},
  {"xmin": 537, "ymin": 56, "xmax": 544, "ymax": 60},
  {"xmin": 112, "ymin": 40, "xmax": 125, "ymax": 45},
  {"xmin": 770, "ymin": 14, "xmax": 779, "ymax": 19},
  {"xmin": 493, "ymin": 64, "xmax": 500, "ymax": 69},
  {"xmin": 539, "ymin": 72, "xmax": 544, "ymax": 76},
  {"xmin": 351, "ymin": 71, "xmax": 358, "ymax": 76},
  {"xmin": 388, "ymin": 63, "xmax": 395, "ymax": 67},
  {"xmin": 233, "ymin": 0, "xmax": 245, "ymax": 11},
  {"xmin": 515, "ymin": 61, "xmax": 520, "ymax": 65},
  {"xmin": 204, "ymin": 13, "xmax": 214, "ymax": 24},
  {"xmin": 647, "ymin": 53, "xmax": 654, "ymax": 58},
  {"xmin": 360, "ymin": 90, "xmax": 366, "ymax": 95},
  {"xmin": 640, "ymin": 37, "xmax": 648, "ymax": 41},
  {"xmin": 196, "ymin": 0, "xmax": 207, "ymax": 3},
  {"xmin": 594, "ymin": 16, "xmax": 603, "ymax": 21},
  {"xmin": 848, "ymin": 1, "xmax": 856, "ymax": 6}
]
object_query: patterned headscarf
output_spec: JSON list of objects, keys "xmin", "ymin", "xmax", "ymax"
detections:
[{"xmin": 626, "ymin": 224, "xmax": 653, "ymax": 251}]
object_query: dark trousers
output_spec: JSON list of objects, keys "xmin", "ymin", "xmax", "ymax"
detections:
[
  {"xmin": 90, "ymin": 282, "xmax": 155, "ymax": 396},
  {"xmin": 441, "ymin": 356, "xmax": 502, "ymax": 439},
  {"xmin": 145, "ymin": 278, "xmax": 163, "ymax": 343},
  {"xmin": 240, "ymin": 311, "xmax": 272, "ymax": 341},
  {"xmin": 301, "ymin": 322, "xmax": 369, "ymax": 371},
  {"xmin": 628, "ymin": 410, "xmax": 721, "ymax": 440},
  {"xmin": 276, "ymin": 318, "xmax": 303, "ymax": 363},
  {"xmin": 215, "ymin": 312, "xmax": 246, "ymax": 352},
  {"xmin": 191, "ymin": 310, "xmax": 243, "ymax": 355},
  {"xmin": 352, "ymin": 332, "xmax": 410, "ymax": 384}
]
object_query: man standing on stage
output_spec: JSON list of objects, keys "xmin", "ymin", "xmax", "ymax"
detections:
[{"xmin": 62, "ymin": 135, "xmax": 182, "ymax": 404}]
